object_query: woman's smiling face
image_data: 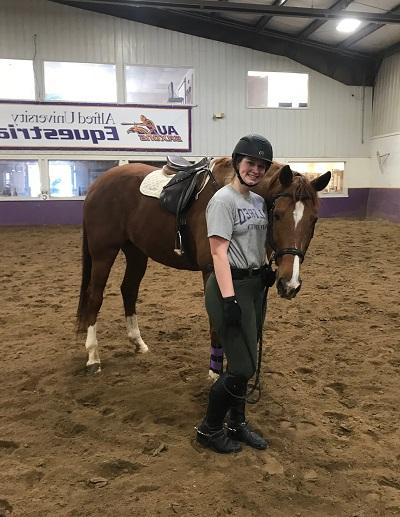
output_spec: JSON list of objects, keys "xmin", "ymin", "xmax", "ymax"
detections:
[{"xmin": 238, "ymin": 156, "xmax": 268, "ymax": 185}]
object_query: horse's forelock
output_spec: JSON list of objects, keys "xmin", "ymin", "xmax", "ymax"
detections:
[
  {"xmin": 292, "ymin": 174, "xmax": 319, "ymax": 207},
  {"xmin": 267, "ymin": 166, "xmax": 319, "ymax": 207}
]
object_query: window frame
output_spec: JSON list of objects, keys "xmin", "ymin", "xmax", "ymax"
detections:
[
  {"xmin": 246, "ymin": 70, "xmax": 309, "ymax": 110},
  {"xmin": 0, "ymin": 59, "xmax": 36, "ymax": 102},
  {"xmin": 287, "ymin": 160, "xmax": 348, "ymax": 197},
  {"xmin": 43, "ymin": 60, "xmax": 118, "ymax": 104},
  {"xmin": 124, "ymin": 64, "xmax": 194, "ymax": 106}
]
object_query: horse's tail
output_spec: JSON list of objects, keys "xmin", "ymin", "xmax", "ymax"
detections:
[{"xmin": 76, "ymin": 223, "xmax": 91, "ymax": 333}]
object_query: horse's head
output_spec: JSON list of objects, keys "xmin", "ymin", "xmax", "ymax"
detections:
[{"xmin": 259, "ymin": 164, "xmax": 331, "ymax": 299}]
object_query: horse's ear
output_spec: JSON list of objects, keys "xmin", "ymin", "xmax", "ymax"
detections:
[
  {"xmin": 279, "ymin": 165, "xmax": 293, "ymax": 187},
  {"xmin": 311, "ymin": 171, "xmax": 331, "ymax": 192}
]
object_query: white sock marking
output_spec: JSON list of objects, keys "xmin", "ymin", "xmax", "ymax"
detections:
[
  {"xmin": 126, "ymin": 315, "xmax": 148, "ymax": 353},
  {"xmin": 85, "ymin": 324, "xmax": 100, "ymax": 366}
]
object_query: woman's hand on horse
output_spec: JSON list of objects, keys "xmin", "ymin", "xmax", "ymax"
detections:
[{"xmin": 222, "ymin": 296, "xmax": 242, "ymax": 327}]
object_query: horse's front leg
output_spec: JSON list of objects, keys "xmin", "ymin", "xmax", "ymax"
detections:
[
  {"xmin": 121, "ymin": 243, "xmax": 149, "ymax": 354},
  {"xmin": 202, "ymin": 271, "xmax": 224, "ymax": 380}
]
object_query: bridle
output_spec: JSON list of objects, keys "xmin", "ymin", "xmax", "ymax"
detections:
[{"xmin": 267, "ymin": 192, "xmax": 312, "ymax": 265}]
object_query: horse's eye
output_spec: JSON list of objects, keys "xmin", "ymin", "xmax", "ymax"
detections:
[{"xmin": 273, "ymin": 212, "xmax": 281, "ymax": 221}]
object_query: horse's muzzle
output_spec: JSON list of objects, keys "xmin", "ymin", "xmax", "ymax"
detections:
[{"xmin": 276, "ymin": 278, "xmax": 302, "ymax": 299}]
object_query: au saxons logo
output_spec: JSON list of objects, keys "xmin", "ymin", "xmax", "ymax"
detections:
[{"xmin": 125, "ymin": 114, "xmax": 182, "ymax": 142}]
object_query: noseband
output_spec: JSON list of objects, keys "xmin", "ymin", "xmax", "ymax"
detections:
[{"xmin": 267, "ymin": 193, "xmax": 310, "ymax": 265}]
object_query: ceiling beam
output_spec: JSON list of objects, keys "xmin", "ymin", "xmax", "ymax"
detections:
[
  {"xmin": 50, "ymin": 0, "xmax": 400, "ymax": 23},
  {"xmin": 181, "ymin": 11, "xmax": 373, "ymax": 61},
  {"xmin": 381, "ymin": 40, "xmax": 400, "ymax": 58},
  {"xmin": 53, "ymin": 1, "xmax": 380, "ymax": 85},
  {"xmin": 297, "ymin": 0, "xmax": 353, "ymax": 40},
  {"xmin": 255, "ymin": 0, "xmax": 287, "ymax": 33},
  {"xmin": 338, "ymin": 3, "xmax": 400, "ymax": 49}
]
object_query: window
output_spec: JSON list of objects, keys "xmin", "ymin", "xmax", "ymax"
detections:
[
  {"xmin": 48, "ymin": 160, "xmax": 119, "ymax": 197},
  {"xmin": 288, "ymin": 162, "xmax": 344, "ymax": 194},
  {"xmin": 44, "ymin": 62, "xmax": 117, "ymax": 103},
  {"xmin": 247, "ymin": 71, "xmax": 308, "ymax": 108},
  {"xmin": 0, "ymin": 59, "xmax": 35, "ymax": 101},
  {"xmin": 125, "ymin": 65, "xmax": 194, "ymax": 105},
  {"xmin": 0, "ymin": 160, "xmax": 40, "ymax": 197}
]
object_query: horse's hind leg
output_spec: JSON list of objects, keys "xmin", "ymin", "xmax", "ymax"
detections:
[
  {"xmin": 121, "ymin": 242, "xmax": 148, "ymax": 353},
  {"xmin": 85, "ymin": 248, "xmax": 119, "ymax": 373}
]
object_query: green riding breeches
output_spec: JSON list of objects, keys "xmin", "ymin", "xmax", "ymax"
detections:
[{"xmin": 205, "ymin": 273, "xmax": 266, "ymax": 380}]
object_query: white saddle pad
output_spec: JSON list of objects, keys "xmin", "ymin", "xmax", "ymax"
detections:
[{"xmin": 139, "ymin": 168, "xmax": 174, "ymax": 199}]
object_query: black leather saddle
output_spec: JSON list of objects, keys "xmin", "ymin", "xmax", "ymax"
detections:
[
  {"xmin": 160, "ymin": 156, "xmax": 211, "ymax": 256},
  {"xmin": 166, "ymin": 155, "xmax": 209, "ymax": 173}
]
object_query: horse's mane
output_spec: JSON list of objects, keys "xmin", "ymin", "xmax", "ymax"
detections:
[{"xmin": 211, "ymin": 157, "xmax": 235, "ymax": 184}]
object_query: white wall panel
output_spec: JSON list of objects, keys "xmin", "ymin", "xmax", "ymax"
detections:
[
  {"xmin": 372, "ymin": 54, "xmax": 400, "ymax": 137},
  {"xmin": 369, "ymin": 55, "xmax": 400, "ymax": 187},
  {"xmin": 0, "ymin": 0, "xmax": 372, "ymax": 162},
  {"xmin": 370, "ymin": 135, "xmax": 400, "ymax": 188}
]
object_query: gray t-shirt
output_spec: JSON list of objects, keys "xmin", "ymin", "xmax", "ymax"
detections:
[{"xmin": 206, "ymin": 184, "xmax": 268, "ymax": 269}]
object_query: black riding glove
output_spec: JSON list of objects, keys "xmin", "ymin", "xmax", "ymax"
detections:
[
  {"xmin": 222, "ymin": 296, "xmax": 242, "ymax": 327},
  {"xmin": 262, "ymin": 266, "xmax": 276, "ymax": 288}
]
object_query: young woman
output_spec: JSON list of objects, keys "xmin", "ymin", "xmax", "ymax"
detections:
[{"xmin": 196, "ymin": 134, "xmax": 273, "ymax": 454}]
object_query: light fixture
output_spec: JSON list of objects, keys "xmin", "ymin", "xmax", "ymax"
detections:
[
  {"xmin": 212, "ymin": 112, "xmax": 225, "ymax": 120},
  {"xmin": 336, "ymin": 18, "xmax": 361, "ymax": 33}
]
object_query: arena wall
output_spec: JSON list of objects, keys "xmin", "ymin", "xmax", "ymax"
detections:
[
  {"xmin": 0, "ymin": 0, "xmax": 398, "ymax": 224},
  {"xmin": 366, "ymin": 55, "xmax": 400, "ymax": 222}
]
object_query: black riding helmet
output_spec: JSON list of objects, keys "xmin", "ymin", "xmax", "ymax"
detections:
[{"xmin": 232, "ymin": 134, "xmax": 273, "ymax": 186}]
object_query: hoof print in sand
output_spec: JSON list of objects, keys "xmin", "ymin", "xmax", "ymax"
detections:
[
  {"xmin": 0, "ymin": 499, "xmax": 13, "ymax": 516},
  {"xmin": 97, "ymin": 459, "xmax": 144, "ymax": 479},
  {"xmin": 0, "ymin": 441, "xmax": 19, "ymax": 454},
  {"xmin": 54, "ymin": 418, "xmax": 87, "ymax": 438}
]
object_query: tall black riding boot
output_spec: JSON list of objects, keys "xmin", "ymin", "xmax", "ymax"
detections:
[
  {"xmin": 196, "ymin": 373, "xmax": 242, "ymax": 454},
  {"xmin": 227, "ymin": 382, "xmax": 268, "ymax": 450}
]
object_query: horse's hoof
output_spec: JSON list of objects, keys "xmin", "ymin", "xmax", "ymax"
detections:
[
  {"xmin": 86, "ymin": 363, "xmax": 101, "ymax": 375},
  {"xmin": 135, "ymin": 342, "xmax": 149, "ymax": 354},
  {"xmin": 208, "ymin": 369, "xmax": 220, "ymax": 382}
]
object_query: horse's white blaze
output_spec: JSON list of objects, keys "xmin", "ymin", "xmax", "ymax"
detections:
[
  {"xmin": 126, "ymin": 315, "xmax": 148, "ymax": 353},
  {"xmin": 285, "ymin": 201, "xmax": 304, "ymax": 290},
  {"xmin": 287, "ymin": 255, "xmax": 301, "ymax": 289},
  {"xmin": 85, "ymin": 324, "xmax": 100, "ymax": 365},
  {"xmin": 293, "ymin": 201, "xmax": 304, "ymax": 229}
]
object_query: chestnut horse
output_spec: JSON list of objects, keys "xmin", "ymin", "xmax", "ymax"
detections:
[{"xmin": 77, "ymin": 158, "xmax": 331, "ymax": 374}]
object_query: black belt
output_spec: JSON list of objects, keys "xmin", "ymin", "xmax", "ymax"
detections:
[{"xmin": 230, "ymin": 267, "xmax": 264, "ymax": 280}]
